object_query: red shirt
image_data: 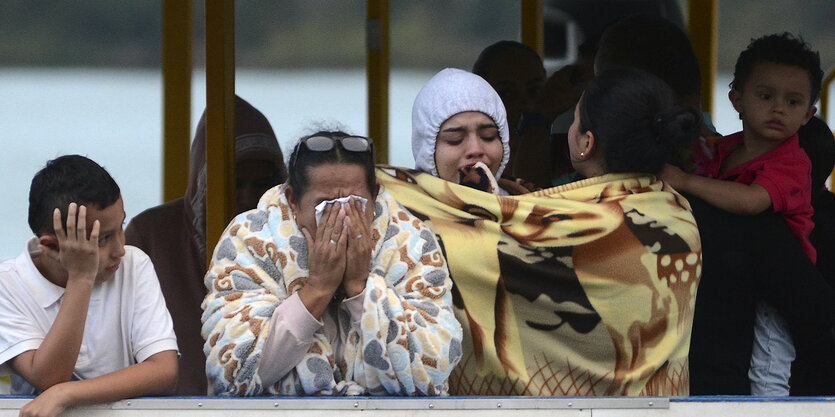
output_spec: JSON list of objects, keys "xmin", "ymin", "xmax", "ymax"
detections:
[{"xmin": 705, "ymin": 132, "xmax": 816, "ymax": 263}]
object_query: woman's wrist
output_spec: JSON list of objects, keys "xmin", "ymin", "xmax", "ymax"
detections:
[
  {"xmin": 298, "ymin": 282, "xmax": 336, "ymax": 320},
  {"xmin": 343, "ymin": 275, "xmax": 368, "ymax": 298}
]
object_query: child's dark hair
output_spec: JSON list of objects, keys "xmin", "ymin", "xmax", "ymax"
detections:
[
  {"xmin": 28, "ymin": 155, "xmax": 121, "ymax": 236},
  {"xmin": 579, "ymin": 67, "xmax": 701, "ymax": 175},
  {"xmin": 730, "ymin": 32, "xmax": 823, "ymax": 103},
  {"xmin": 287, "ymin": 130, "xmax": 377, "ymax": 198},
  {"xmin": 798, "ymin": 116, "xmax": 835, "ymax": 192}
]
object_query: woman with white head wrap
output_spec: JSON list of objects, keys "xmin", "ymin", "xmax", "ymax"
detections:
[{"xmin": 412, "ymin": 68, "xmax": 534, "ymax": 195}]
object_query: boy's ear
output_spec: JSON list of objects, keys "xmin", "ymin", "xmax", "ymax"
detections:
[
  {"xmin": 34, "ymin": 234, "xmax": 59, "ymax": 260},
  {"xmin": 729, "ymin": 90, "xmax": 744, "ymax": 115},
  {"xmin": 38, "ymin": 235, "xmax": 58, "ymax": 251},
  {"xmin": 803, "ymin": 106, "xmax": 818, "ymax": 125}
]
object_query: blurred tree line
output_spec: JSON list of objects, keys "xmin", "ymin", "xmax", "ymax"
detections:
[
  {"xmin": 0, "ymin": 0, "xmax": 832, "ymax": 71},
  {"xmin": 0, "ymin": 0, "xmax": 518, "ymax": 69}
]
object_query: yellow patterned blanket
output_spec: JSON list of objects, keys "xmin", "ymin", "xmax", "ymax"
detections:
[{"xmin": 378, "ymin": 167, "xmax": 701, "ymax": 396}]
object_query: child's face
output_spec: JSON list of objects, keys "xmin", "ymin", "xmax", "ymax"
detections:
[
  {"xmin": 730, "ymin": 62, "xmax": 816, "ymax": 145},
  {"xmin": 85, "ymin": 197, "xmax": 127, "ymax": 282}
]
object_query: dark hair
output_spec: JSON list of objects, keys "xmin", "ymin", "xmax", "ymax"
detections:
[
  {"xmin": 28, "ymin": 155, "xmax": 121, "ymax": 236},
  {"xmin": 595, "ymin": 14, "xmax": 701, "ymax": 104},
  {"xmin": 287, "ymin": 130, "xmax": 377, "ymax": 198},
  {"xmin": 730, "ymin": 32, "xmax": 823, "ymax": 103},
  {"xmin": 579, "ymin": 67, "xmax": 701, "ymax": 175},
  {"xmin": 798, "ymin": 116, "xmax": 835, "ymax": 191},
  {"xmin": 472, "ymin": 40, "xmax": 544, "ymax": 78}
]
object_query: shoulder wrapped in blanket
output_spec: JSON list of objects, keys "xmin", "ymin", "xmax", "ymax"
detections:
[{"xmin": 377, "ymin": 166, "xmax": 701, "ymax": 396}]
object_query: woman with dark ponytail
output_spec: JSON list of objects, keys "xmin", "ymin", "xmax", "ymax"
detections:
[{"xmin": 567, "ymin": 66, "xmax": 701, "ymax": 179}]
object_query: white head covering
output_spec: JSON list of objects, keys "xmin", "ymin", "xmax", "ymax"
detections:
[{"xmin": 411, "ymin": 68, "xmax": 511, "ymax": 179}]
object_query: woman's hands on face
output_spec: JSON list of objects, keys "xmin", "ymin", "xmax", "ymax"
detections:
[
  {"xmin": 343, "ymin": 198, "xmax": 373, "ymax": 297},
  {"xmin": 301, "ymin": 202, "xmax": 347, "ymax": 299}
]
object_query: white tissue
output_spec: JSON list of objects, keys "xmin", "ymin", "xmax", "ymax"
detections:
[{"xmin": 314, "ymin": 195, "xmax": 368, "ymax": 226}]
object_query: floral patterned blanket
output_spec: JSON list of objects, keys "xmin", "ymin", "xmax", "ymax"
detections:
[{"xmin": 202, "ymin": 186, "xmax": 462, "ymax": 396}]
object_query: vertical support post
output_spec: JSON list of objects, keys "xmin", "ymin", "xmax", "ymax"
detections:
[
  {"xmin": 521, "ymin": 0, "xmax": 544, "ymax": 58},
  {"xmin": 367, "ymin": 0, "xmax": 390, "ymax": 164},
  {"xmin": 688, "ymin": 0, "xmax": 718, "ymax": 115},
  {"xmin": 162, "ymin": 0, "xmax": 192, "ymax": 202},
  {"xmin": 205, "ymin": 0, "xmax": 236, "ymax": 265},
  {"xmin": 820, "ymin": 68, "xmax": 834, "ymax": 124},
  {"xmin": 822, "ymin": 69, "xmax": 835, "ymax": 191}
]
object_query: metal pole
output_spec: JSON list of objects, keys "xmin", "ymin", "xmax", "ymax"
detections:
[
  {"xmin": 821, "ymin": 68, "xmax": 835, "ymax": 191},
  {"xmin": 820, "ymin": 68, "xmax": 834, "ymax": 124},
  {"xmin": 688, "ymin": 0, "xmax": 718, "ymax": 115},
  {"xmin": 205, "ymin": 0, "xmax": 236, "ymax": 265},
  {"xmin": 161, "ymin": 0, "xmax": 192, "ymax": 202},
  {"xmin": 367, "ymin": 0, "xmax": 390, "ymax": 164},
  {"xmin": 521, "ymin": 0, "xmax": 544, "ymax": 58}
]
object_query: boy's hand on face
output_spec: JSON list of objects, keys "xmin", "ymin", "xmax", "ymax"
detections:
[{"xmin": 40, "ymin": 203, "xmax": 100, "ymax": 282}]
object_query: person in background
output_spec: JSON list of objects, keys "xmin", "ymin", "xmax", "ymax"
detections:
[
  {"xmin": 472, "ymin": 41, "xmax": 546, "ymax": 144},
  {"xmin": 662, "ymin": 33, "xmax": 821, "ymax": 395},
  {"xmin": 799, "ymin": 116, "xmax": 835, "ymax": 286},
  {"xmin": 202, "ymin": 130, "xmax": 462, "ymax": 396},
  {"xmin": 792, "ymin": 116, "xmax": 835, "ymax": 395},
  {"xmin": 593, "ymin": 14, "xmax": 712, "ymax": 175},
  {"xmin": 472, "ymin": 40, "xmax": 591, "ymax": 188},
  {"xmin": 125, "ymin": 96, "xmax": 287, "ymax": 395},
  {"xmin": 0, "ymin": 155, "xmax": 178, "ymax": 417}
]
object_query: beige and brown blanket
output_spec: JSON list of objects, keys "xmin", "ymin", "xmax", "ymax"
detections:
[{"xmin": 378, "ymin": 166, "xmax": 701, "ymax": 396}]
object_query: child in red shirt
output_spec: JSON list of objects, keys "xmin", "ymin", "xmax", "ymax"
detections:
[{"xmin": 662, "ymin": 32, "xmax": 822, "ymax": 395}]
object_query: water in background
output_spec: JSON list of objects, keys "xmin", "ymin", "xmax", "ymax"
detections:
[
  {"xmin": 0, "ymin": 68, "xmax": 827, "ymax": 259},
  {"xmin": 0, "ymin": 68, "xmax": 433, "ymax": 259}
]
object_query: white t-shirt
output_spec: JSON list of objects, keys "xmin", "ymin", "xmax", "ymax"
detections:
[{"xmin": 0, "ymin": 239, "xmax": 178, "ymax": 394}]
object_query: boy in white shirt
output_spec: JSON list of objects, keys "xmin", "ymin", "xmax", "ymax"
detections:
[{"xmin": 0, "ymin": 155, "xmax": 178, "ymax": 417}]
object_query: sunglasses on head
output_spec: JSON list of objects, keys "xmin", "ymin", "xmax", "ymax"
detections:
[
  {"xmin": 292, "ymin": 135, "xmax": 374, "ymax": 166},
  {"xmin": 301, "ymin": 135, "xmax": 372, "ymax": 152}
]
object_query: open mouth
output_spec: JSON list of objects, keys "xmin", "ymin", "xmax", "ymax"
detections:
[{"xmin": 457, "ymin": 161, "xmax": 498, "ymax": 194}]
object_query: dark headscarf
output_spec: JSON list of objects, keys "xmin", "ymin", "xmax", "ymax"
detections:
[{"xmin": 185, "ymin": 96, "xmax": 288, "ymax": 262}]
